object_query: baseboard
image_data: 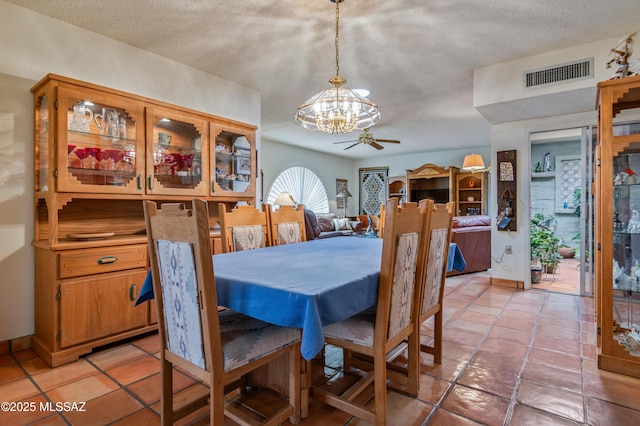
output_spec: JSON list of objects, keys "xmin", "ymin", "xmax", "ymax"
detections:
[
  {"xmin": 0, "ymin": 334, "xmax": 32, "ymax": 355},
  {"xmin": 490, "ymin": 277, "xmax": 524, "ymax": 289}
]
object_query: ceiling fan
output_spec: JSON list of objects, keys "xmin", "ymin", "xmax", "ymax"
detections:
[{"xmin": 333, "ymin": 128, "xmax": 401, "ymax": 150}]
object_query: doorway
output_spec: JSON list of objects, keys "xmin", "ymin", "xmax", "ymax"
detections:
[{"xmin": 530, "ymin": 127, "xmax": 594, "ymax": 297}]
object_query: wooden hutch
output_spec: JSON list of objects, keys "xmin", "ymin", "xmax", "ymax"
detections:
[
  {"xmin": 456, "ymin": 171, "xmax": 488, "ymax": 216},
  {"xmin": 406, "ymin": 163, "xmax": 459, "ymax": 205},
  {"xmin": 32, "ymin": 74, "xmax": 257, "ymax": 367},
  {"xmin": 595, "ymin": 74, "xmax": 640, "ymax": 378}
]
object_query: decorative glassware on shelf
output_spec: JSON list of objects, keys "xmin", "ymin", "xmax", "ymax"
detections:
[
  {"xmin": 611, "ymin": 137, "xmax": 640, "ymax": 358},
  {"xmin": 69, "ymin": 102, "xmax": 93, "ymax": 133}
]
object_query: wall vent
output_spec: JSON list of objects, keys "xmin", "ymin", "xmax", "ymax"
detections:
[{"xmin": 524, "ymin": 58, "xmax": 593, "ymax": 88}]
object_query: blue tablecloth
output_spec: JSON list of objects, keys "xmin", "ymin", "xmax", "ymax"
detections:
[{"xmin": 136, "ymin": 237, "xmax": 466, "ymax": 360}]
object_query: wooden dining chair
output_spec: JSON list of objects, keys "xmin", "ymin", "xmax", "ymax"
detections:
[
  {"xmin": 218, "ymin": 203, "xmax": 269, "ymax": 253},
  {"xmin": 416, "ymin": 200, "xmax": 455, "ymax": 363},
  {"xmin": 263, "ymin": 203, "xmax": 307, "ymax": 246},
  {"xmin": 378, "ymin": 202, "xmax": 385, "ymax": 238},
  {"xmin": 311, "ymin": 198, "xmax": 427, "ymax": 425},
  {"xmin": 144, "ymin": 199, "xmax": 301, "ymax": 425}
]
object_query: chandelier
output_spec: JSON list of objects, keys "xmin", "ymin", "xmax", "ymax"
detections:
[{"xmin": 295, "ymin": 0, "xmax": 380, "ymax": 134}]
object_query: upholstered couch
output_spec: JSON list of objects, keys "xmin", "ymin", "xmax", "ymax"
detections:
[
  {"xmin": 446, "ymin": 215, "xmax": 491, "ymax": 276},
  {"xmin": 304, "ymin": 210, "xmax": 363, "ymax": 240}
]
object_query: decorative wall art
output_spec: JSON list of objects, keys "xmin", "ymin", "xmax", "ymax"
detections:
[
  {"xmin": 555, "ymin": 155, "xmax": 581, "ymax": 213},
  {"xmin": 336, "ymin": 178, "xmax": 348, "ymax": 209},
  {"xmin": 359, "ymin": 167, "xmax": 389, "ymax": 215},
  {"xmin": 496, "ymin": 150, "xmax": 517, "ymax": 231}
]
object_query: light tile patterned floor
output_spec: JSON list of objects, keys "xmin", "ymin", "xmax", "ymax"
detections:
[{"xmin": 2, "ymin": 271, "xmax": 640, "ymax": 425}]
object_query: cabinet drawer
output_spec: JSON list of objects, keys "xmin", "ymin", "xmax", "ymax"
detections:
[{"xmin": 59, "ymin": 244, "xmax": 147, "ymax": 278}]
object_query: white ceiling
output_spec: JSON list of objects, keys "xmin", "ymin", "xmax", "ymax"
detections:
[{"xmin": 8, "ymin": 0, "xmax": 640, "ymax": 159}]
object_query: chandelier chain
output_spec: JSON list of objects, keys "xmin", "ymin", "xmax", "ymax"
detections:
[{"xmin": 334, "ymin": 0, "xmax": 340, "ymax": 77}]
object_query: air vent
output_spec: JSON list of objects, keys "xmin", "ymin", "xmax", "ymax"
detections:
[{"xmin": 524, "ymin": 58, "xmax": 593, "ymax": 88}]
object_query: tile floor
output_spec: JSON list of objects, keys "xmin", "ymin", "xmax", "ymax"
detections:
[
  {"xmin": 532, "ymin": 257, "xmax": 583, "ymax": 295},
  {"xmin": 2, "ymin": 271, "xmax": 640, "ymax": 425}
]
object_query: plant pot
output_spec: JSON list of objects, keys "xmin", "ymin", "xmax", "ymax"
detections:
[
  {"xmin": 544, "ymin": 264, "xmax": 558, "ymax": 274},
  {"xmin": 559, "ymin": 247, "xmax": 575, "ymax": 258},
  {"xmin": 531, "ymin": 267, "xmax": 543, "ymax": 283}
]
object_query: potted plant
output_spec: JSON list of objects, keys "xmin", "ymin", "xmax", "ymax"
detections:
[{"xmin": 530, "ymin": 213, "xmax": 561, "ymax": 279}]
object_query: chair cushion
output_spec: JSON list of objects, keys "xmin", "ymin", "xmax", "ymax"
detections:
[
  {"xmin": 232, "ymin": 225, "xmax": 265, "ymax": 251},
  {"xmin": 277, "ymin": 222, "xmax": 301, "ymax": 245},
  {"xmin": 219, "ymin": 310, "xmax": 301, "ymax": 371},
  {"xmin": 322, "ymin": 308, "xmax": 376, "ymax": 347}
]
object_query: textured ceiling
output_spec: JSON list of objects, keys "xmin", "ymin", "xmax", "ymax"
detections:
[{"xmin": 8, "ymin": 0, "xmax": 640, "ymax": 159}]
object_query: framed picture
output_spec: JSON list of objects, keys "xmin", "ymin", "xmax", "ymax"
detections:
[
  {"xmin": 235, "ymin": 155, "xmax": 251, "ymax": 175},
  {"xmin": 496, "ymin": 149, "xmax": 517, "ymax": 231},
  {"xmin": 336, "ymin": 178, "xmax": 348, "ymax": 209}
]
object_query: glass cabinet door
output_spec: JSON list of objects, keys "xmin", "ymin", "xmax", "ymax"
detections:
[
  {"xmin": 145, "ymin": 107, "xmax": 208, "ymax": 196},
  {"xmin": 210, "ymin": 123, "xmax": 255, "ymax": 197},
  {"xmin": 56, "ymin": 87, "xmax": 144, "ymax": 194},
  {"xmin": 610, "ymin": 123, "xmax": 640, "ymax": 356},
  {"xmin": 34, "ymin": 91, "xmax": 51, "ymax": 193}
]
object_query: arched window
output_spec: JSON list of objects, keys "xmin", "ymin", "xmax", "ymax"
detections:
[{"xmin": 267, "ymin": 166, "xmax": 329, "ymax": 213}]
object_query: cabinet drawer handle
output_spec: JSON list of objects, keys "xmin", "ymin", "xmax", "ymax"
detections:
[
  {"xmin": 136, "ymin": 174, "xmax": 143, "ymax": 190},
  {"xmin": 97, "ymin": 256, "xmax": 118, "ymax": 265},
  {"xmin": 148, "ymin": 175, "xmax": 154, "ymax": 191},
  {"xmin": 129, "ymin": 283, "xmax": 137, "ymax": 301},
  {"xmin": 211, "ymin": 179, "xmax": 215, "ymax": 193}
]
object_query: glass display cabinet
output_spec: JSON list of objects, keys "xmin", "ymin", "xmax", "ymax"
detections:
[
  {"xmin": 596, "ymin": 74, "xmax": 640, "ymax": 378},
  {"xmin": 146, "ymin": 106, "xmax": 209, "ymax": 196},
  {"xmin": 36, "ymin": 85, "xmax": 144, "ymax": 195},
  {"xmin": 210, "ymin": 122, "xmax": 256, "ymax": 197},
  {"xmin": 31, "ymin": 74, "xmax": 256, "ymax": 367}
]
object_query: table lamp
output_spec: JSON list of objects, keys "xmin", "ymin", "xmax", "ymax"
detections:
[
  {"xmin": 336, "ymin": 188, "xmax": 352, "ymax": 218},
  {"xmin": 274, "ymin": 191, "xmax": 296, "ymax": 207}
]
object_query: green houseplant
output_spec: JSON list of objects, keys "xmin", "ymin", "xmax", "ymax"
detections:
[{"xmin": 530, "ymin": 213, "xmax": 562, "ymax": 279}]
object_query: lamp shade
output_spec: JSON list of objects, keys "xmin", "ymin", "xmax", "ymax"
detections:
[
  {"xmin": 274, "ymin": 192, "xmax": 295, "ymax": 206},
  {"xmin": 462, "ymin": 154, "xmax": 485, "ymax": 172},
  {"xmin": 336, "ymin": 188, "xmax": 352, "ymax": 198}
]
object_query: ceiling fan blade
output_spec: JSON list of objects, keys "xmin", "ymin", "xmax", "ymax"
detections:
[
  {"xmin": 333, "ymin": 140, "xmax": 359, "ymax": 144},
  {"xmin": 344, "ymin": 141, "xmax": 362, "ymax": 150},
  {"xmin": 375, "ymin": 139, "xmax": 401, "ymax": 144},
  {"xmin": 370, "ymin": 142, "xmax": 385, "ymax": 150}
]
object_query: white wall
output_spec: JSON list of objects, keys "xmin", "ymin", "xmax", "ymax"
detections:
[
  {"xmin": 474, "ymin": 36, "xmax": 620, "ymax": 108},
  {"xmin": 261, "ymin": 139, "xmax": 356, "ymax": 216},
  {"xmin": 489, "ymin": 111, "xmax": 597, "ymax": 288},
  {"xmin": 0, "ymin": 0, "xmax": 260, "ymax": 342}
]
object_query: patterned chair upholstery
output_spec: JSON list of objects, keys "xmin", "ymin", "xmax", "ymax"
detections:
[
  {"xmin": 312, "ymin": 198, "xmax": 428, "ymax": 425},
  {"xmin": 263, "ymin": 203, "xmax": 307, "ymax": 246},
  {"xmin": 219, "ymin": 203, "xmax": 269, "ymax": 253},
  {"xmin": 417, "ymin": 200, "xmax": 455, "ymax": 363},
  {"xmin": 144, "ymin": 199, "xmax": 301, "ymax": 425}
]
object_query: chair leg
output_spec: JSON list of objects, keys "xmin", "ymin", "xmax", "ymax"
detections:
[
  {"xmin": 374, "ymin": 354, "xmax": 387, "ymax": 426},
  {"xmin": 433, "ymin": 310, "xmax": 443, "ymax": 364},
  {"xmin": 405, "ymin": 328, "xmax": 420, "ymax": 396},
  {"xmin": 161, "ymin": 359, "xmax": 173, "ymax": 426}
]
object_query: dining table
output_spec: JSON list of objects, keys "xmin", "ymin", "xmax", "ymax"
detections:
[{"xmin": 136, "ymin": 236, "xmax": 466, "ymax": 361}]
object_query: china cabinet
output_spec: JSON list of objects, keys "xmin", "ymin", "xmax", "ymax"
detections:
[
  {"xmin": 456, "ymin": 172, "xmax": 487, "ymax": 216},
  {"xmin": 406, "ymin": 163, "xmax": 459, "ymax": 204},
  {"xmin": 387, "ymin": 176, "xmax": 406, "ymax": 203},
  {"xmin": 31, "ymin": 74, "xmax": 256, "ymax": 367},
  {"xmin": 596, "ymin": 74, "xmax": 640, "ymax": 378}
]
